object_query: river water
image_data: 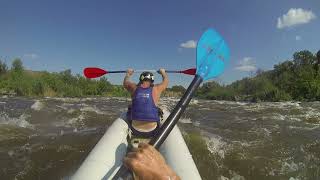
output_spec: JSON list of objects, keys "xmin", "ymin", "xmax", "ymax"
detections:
[{"xmin": 0, "ymin": 97, "xmax": 319, "ymax": 180}]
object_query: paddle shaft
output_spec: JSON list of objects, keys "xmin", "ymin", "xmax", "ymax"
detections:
[
  {"xmin": 107, "ymin": 70, "xmax": 185, "ymax": 74},
  {"xmin": 151, "ymin": 75, "xmax": 203, "ymax": 148},
  {"xmin": 112, "ymin": 75, "xmax": 203, "ymax": 179},
  {"xmin": 84, "ymin": 67, "xmax": 196, "ymax": 78}
]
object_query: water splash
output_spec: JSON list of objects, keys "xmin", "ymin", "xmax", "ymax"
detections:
[
  {"xmin": 31, "ymin": 100, "xmax": 44, "ymax": 111},
  {"xmin": 0, "ymin": 113, "xmax": 34, "ymax": 129}
]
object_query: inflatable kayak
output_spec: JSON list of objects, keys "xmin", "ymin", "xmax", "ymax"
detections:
[{"xmin": 71, "ymin": 110, "xmax": 201, "ymax": 180}]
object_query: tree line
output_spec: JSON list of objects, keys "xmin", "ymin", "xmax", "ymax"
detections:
[
  {"xmin": 196, "ymin": 50, "xmax": 320, "ymax": 102},
  {"xmin": 0, "ymin": 59, "xmax": 129, "ymax": 97},
  {"xmin": 1, "ymin": 49, "xmax": 319, "ymax": 101},
  {"xmin": 0, "ymin": 58, "xmax": 188, "ymax": 98}
]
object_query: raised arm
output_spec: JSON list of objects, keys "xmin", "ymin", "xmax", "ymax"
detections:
[
  {"xmin": 123, "ymin": 68, "xmax": 137, "ymax": 94},
  {"xmin": 154, "ymin": 68, "xmax": 169, "ymax": 93}
]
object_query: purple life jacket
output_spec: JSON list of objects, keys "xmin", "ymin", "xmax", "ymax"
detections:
[{"xmin": 131, "ymin": 86, "xmax": 160, "ymax": 122}]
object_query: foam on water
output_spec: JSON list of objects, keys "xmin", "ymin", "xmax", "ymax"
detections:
[
  {"xmin": 236, "ymin": 102, "xmax": 248, "ymax": 106},
  {"xmin": 190, "ymin": 99, "xmax": 199, "ymax": 105},
  {"xmin": 242, "ymin": 104, "xmax": 262, "ymax": 112},
  {"xmin": 164, "ymin": 97, "xmax": 179, "ymax": 102},
  {"xmin": 0, "ymin": 113, "xmax": 34, "ymax": 129},
  {"xmin": 304, "ymin": 107, "xmax": 320, "ymax": 121},
  {"xmin": 213, "ymin": 100, "xmax": 248, "ymax": 106},
  {"xmin": 179, "ymin": 118, "xmax": 192, "ymax": 124},
  {"xmin": 158, "ymin": 103, "xmax": 172, "ymax": 111},
  {"xmin": 228, "ymin": 170, "xmax": 246, "ymax": 180},
  {"xmin": 111, "ymin": 97, "xmax": 130, "ymax": 102},
  {"xmin": 67, "ymin": 108, "xmax": 76, "ymax": 114},
  {"xmin": 280, "ymin": 161, "xmax": 300, "ymax": 174},
  {"xmin": 220, "ymin": 175, "xmax": 229, "ymax": 180},
  {"xmin": 261, "ymin": 107, "xmax": 320, "ymax": 124},
  {"xmin": 289, "ymin": 117, "xmax": 302, "ymax": 122},
  {"xmin": 57, "ymin": 144, "xmax": 76, "ymax": 152},
  {"xmin": 288, "ymin": 125, "xmax": 319, "ymax": 131},
  {"xmin": 268, "ymin": 113, "xmax": 287, "ymax": 121},
  {"xmin": 58, "ymin": 127, "xmax": 99, "ymax": 136},
  {"xmin": 61, "ymin": 103, "xmax": 75, "ymax": 107},
  {"xmin": 80, "ymin": 106, "xmax": 105, "ymax": 114},
  {"xmin": 31, "ymin": 100, "xmax": 44, "ymax": 111},
  {"xmin": 119, "ymin": 107, "xmax": 128, "ymax": 112},
  {"xmin": 238, "ymin": 101, "xmax": 305, "ymax": 114},
  {"xmin": 67, "ymin": 114, "xmax": 85, "ymax": 127},
  {"xmin": 265, "ymin": 101, "xmax": 302, "ymax": 109},
  {"xmin": 201, "ymin": 131, "xmax": 226, "ymax": 159},
  {"xmin": 56, "ymin": 105, "xmax": 68, "ymax": 110},
  {"xmin": 160, "ymin": 106, "xmax": 195, "ymax": 125},
  {"xmin": 289, "ymin": 177, "xmax": 300, "ymax": 180},
  {"xmin": 198, "ymin": 107, "xmax": 211, "ymax": 110},
  {"xmin": 81, "ymin": 97, "xmax": 96, "ymax": 101},
  {"xmin": 7, "ymin": 150, "xmax": 14, "ymax": 158},
  {"xmin": 231, "ymin": 140, "xmax": 251, "ymax": 147},
  {"xmin": 193, "ymin": 121, "xmax": 200, "ymax": 127},
  {"xmin": 260, "ymin": 128, "xmax": 272, "ymax": 138},
  {"xmin": 48, "ymin": 97, "xmax": 82, "ymax": 103}
]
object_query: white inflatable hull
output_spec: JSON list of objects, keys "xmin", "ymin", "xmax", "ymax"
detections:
[{"xmin": 72, "ymin": 113, "xmax": 201, "ymax": 180}]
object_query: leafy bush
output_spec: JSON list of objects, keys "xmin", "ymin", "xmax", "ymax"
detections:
[
  {"xmin": 1, "ymin": 50, "xmax": 319, "ymax": 101},
  {"xmin": 196, "ymin": 50, "xmax": 320, "ymax": 101}
]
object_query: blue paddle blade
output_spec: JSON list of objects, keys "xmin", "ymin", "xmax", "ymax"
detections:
[{"xmin": 196, "ymin": 28, "xmax": 230, "ymax": 80}]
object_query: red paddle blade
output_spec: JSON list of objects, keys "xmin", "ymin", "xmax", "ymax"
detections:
[
  {"xmin": 83, "ymin": 67, "xmax": 107, "ymax": 78},
  {"xmin": 181, "ymin": 68, "xmax": 196, "ymax": 75}
]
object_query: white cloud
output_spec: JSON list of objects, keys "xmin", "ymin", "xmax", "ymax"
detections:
[
  {"xmin": 24, "ymin": 53, "xmax": 39, "ymax": 59},
  {"xmin": 180, "ymin": 40, "xmax": 197, "ymax": 49},
  {"xmin": 295, "ymin": 35, "xmax": 301, "ymax": 41},
  {"xmin": 277, "ymin": 8, "xmax": 316, "ymax": 29},
  {"xmin": 235, "ymin": 57, "xmax": 257, "ymax": 72}
]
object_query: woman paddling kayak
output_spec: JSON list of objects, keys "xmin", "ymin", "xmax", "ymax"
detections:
[{"xmin": 123, "ymin": 68, "xmax": 168, "ymax": 147}]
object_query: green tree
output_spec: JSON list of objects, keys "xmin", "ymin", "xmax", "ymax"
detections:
[
  {"xmin": 97, "ymin": 77, "xmax": 111, "ymax": 95},
  {"xmin": 315, "ymin": 50, "xmax": 320, "ymax": 75},
  {"xmin": 170, "ymin": 85, "xmax": 186, "ymax": 93},
  {"xmin": 0, "ymin": 60, "xmax": 8, "ymax": 75},
  {"xmin": 196, "ymin": 81, "xmax": 222, "ymax": 98},
  {"xmin": 293, "ymin": 50, "xmax": 315, "ymax": 66},
  {"xmin": 32, "ymin": 79, "xmax": 45, "ymax": 96},
  {"xmin": 317, "ymin": 50, "xmax": 320, "ymax": 65},
  {"xmin": 60, "ymin": 69, "xmax": 74, "ymax": 84},
  {"xmin": 11, "ymin": 58, "xmax": 24, "ymax": 72}
]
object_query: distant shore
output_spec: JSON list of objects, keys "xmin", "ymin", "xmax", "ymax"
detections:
[{"xmin": 1, "ymin": 49, "xmax": 319, "ymax": 102}]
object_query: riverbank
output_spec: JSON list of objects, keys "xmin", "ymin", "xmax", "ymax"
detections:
[{"xmin": 1, "ymin": 49, "xmax": 320, "ymax": 102}]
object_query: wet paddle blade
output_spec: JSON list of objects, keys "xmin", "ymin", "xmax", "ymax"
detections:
[
  {"xmin": 83, "ymin": 67, "xmax": 107, "ymax": 78},
  {"xmin": 196, "ymin": 29, "xmax": 230, "ymax": 80},
  {"xmin": 181, "ymin": 68, "xmax": 196, "ymax": 75}
]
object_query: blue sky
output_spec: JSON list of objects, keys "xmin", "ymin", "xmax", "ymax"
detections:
[{"xmin": 0, "ymin": 0, "xmax": 319, "ymax": 87}]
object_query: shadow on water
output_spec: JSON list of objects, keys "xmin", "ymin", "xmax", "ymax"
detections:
[{"xmin": 102, "ymin": 143, "xmax": 127, "ymax": 179}]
